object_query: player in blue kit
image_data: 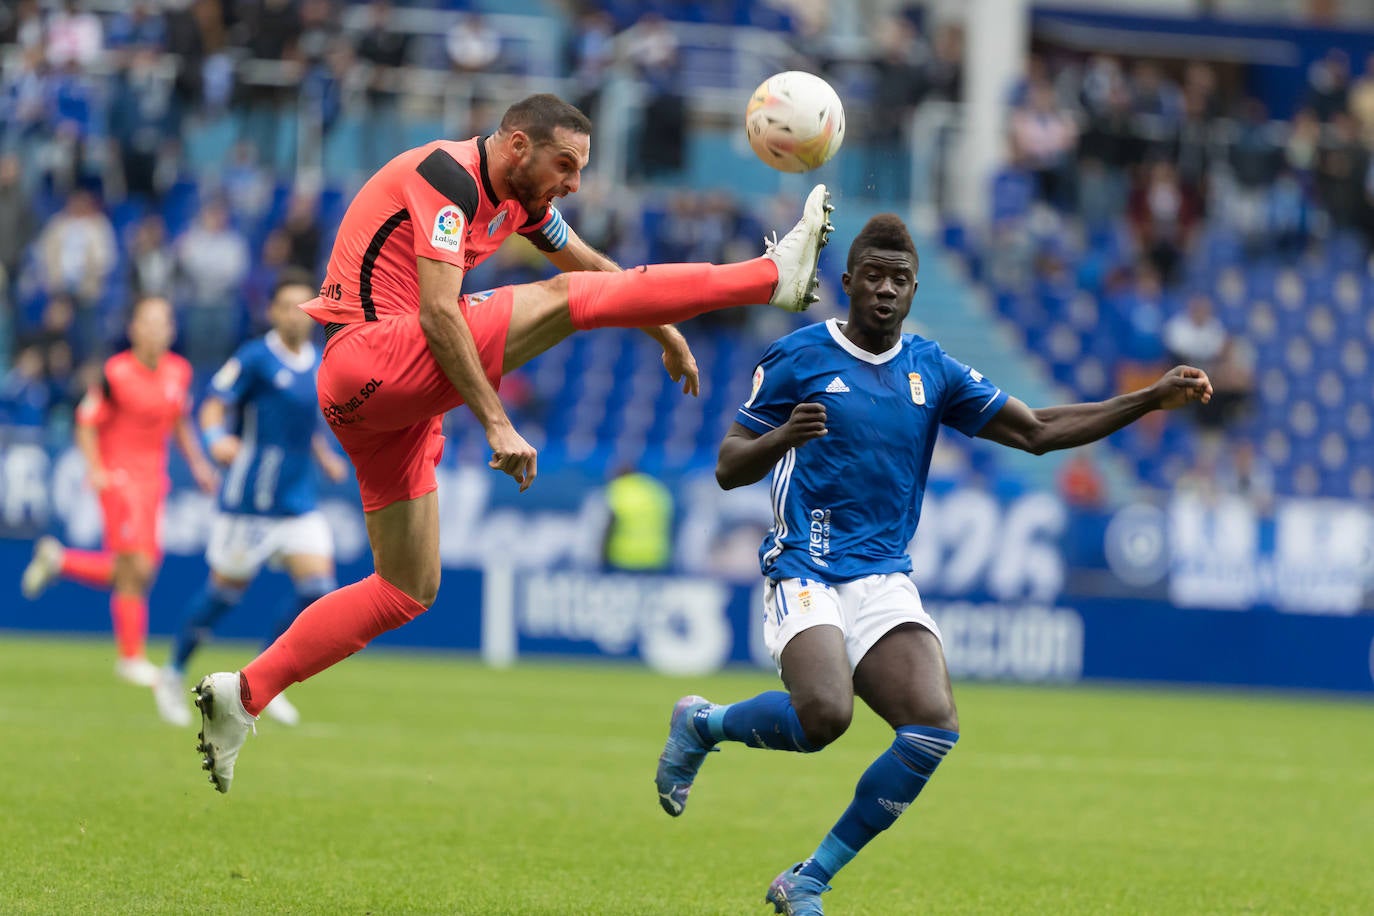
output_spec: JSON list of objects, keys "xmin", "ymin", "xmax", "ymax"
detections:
[
  {"xmin": 152, "ymin": 270, "xmax": 349, "ymax": 727},
  {"xmin": 655, "ymin": 215, "xmax": 1213, "ymax": 915}
]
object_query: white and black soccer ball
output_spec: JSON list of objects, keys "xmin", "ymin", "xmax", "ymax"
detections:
[{"xmin": 745, "ymin": 71, "xmax": 846, "ymax": 173}]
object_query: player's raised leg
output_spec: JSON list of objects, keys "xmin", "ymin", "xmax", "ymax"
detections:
[
  {"xmin": 501, "ymin": 185, "xmax": 835, "ymax": 371},
  {"xmin": 195, "ymin": 490, "xmax": 435, "ymax": 793},
  {"xmin": 767, "ymin": 624, "xmax": 958, "ymax": 915}
]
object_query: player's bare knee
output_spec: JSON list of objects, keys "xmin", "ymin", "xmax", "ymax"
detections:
[{"xmin": 794, "ymin": 694, "xmax": 853, "ymax": 749}]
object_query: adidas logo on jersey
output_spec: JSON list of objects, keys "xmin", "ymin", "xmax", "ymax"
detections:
[{"xmin": 825, "ymin": 377, "xmax": 850, "ymax": 393}]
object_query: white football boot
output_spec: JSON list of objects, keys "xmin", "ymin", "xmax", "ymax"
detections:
[
  {"xmin": 262, "ymin": 693, "xmax": 301, "ymax": 727},
  {"xmin": 152, "ymin": 666, "xmax": 192, "ymax": 727},
  {"xmin": 762, "ymin": 184, "xmax": 835, "ymax": 312},
  {"xmin": 21, "ymin": 536, "xmax": 64, "ymax": 599},
  {"xmin": 194, "ymin": 672, "xmax": 256, "ymax": 794},
  {"xmin": 114, "ymin": 656, "xmax": 160, "ymax": 687}
]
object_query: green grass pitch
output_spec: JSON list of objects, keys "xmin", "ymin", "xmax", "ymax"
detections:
[{"xmin": 2, "ymin": 635, "xmax": 1371, "ymax": 915}]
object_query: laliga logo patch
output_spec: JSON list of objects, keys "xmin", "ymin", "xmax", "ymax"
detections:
[
  {"xmin": 908, "ymin": 372, "xmax": 925, "ymax": 405},
  {"xmin": 432, "ymin": 207, "xmax": 464, "ymax": 252}
]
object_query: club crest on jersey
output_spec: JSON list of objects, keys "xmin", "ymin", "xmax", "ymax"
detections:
[
  {"xmin": 487, "ymin": 210, "xmax": 508, "ymax": 236},
  {"xmin": 212, "ymin": 358, "xmax": 240, "ymax": 391},
  {"xmin": 908, "ymin": 372, "xmax": 925, "ymax": 405},
  {"xmin": 432, "ymin": 207, "xmax": 464, "ymax": 252},
  {"xmin": 745, "ymin": 364, "xmax": 764, "ymax": 407}
]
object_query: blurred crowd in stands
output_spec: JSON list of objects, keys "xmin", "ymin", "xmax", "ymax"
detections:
[{"xmin": 1, "ymin": 1, "xmax": 1369, "ymax": 503}]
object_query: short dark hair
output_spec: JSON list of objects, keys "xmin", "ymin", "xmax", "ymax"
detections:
[
  {"xmin": 498, "ymin": 94, "xmax": 592, "ymax": 146},
  {"xmin": 846, "ymin": 213, "xmax": 918, "ymax": 274},
  {"xmin": 273, "ymin": 266, "xmax": 316, "ymax": 300}
]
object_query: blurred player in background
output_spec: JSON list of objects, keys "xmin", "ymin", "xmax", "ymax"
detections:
[
  {"xmin": 21, "ymin": 296, "xmax": 218, "ymax": 685},
  {"xmin": 655, "ymin": 215, "xmax": 1213, "ymax": 915},
  {"xmin": 152, "ymin": 270, "xmax": 349, "ymax": 728},
  {"xmin": 193, "ymin": 92, "xmax": 835, "ymax": 794}
]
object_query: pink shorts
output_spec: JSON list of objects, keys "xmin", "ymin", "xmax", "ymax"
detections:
[
  {"xmin": 317, "ymin": 289, "xmax": 513, "ymax": 512},
  {"xmin": 101, "ymin": 475, "xmax": 164, "ymax": 556}
]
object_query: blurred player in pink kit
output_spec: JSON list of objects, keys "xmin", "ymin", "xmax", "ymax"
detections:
[{"xmin": 22, "ymin": 295, "xmax": 218, "ymax": 684}]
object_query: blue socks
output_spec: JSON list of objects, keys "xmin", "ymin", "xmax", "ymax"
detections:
[
  {"xmin": 170, "ymin": 580, "xmax": 246, "ymax": 672},
  {"xmin": 692, "ymin": 690, "xmax": 814, "ymax": 752},
  {"xmin": 798, "ymin": 725, "xmax": 959, "ymax": 884}
]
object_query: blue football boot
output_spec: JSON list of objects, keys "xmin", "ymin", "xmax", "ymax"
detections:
[
  {"xmin": 654, "ymin": 694, "xmax": 717, "ymax": 817},
  {"xmin": 766, "ymin": 862, "xmax": 831, "ymax": 915}
]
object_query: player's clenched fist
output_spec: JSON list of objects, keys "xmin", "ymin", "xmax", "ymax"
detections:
[
  {"xmin": 487, "ymin": 424, "xmax": 539, "ymax": 492},
  {"xmin": 1153, "ymin": 365, "xmax": 1213, "ymax": 410},
  {"xmin": 780, "ymin": 402, "xmax": 828, "ymax": 446}
]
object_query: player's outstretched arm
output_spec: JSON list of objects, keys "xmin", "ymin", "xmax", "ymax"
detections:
[
  {"xmin": 176, "ymin": 412, "xmax": 219, "ymax": 494},
  {"xmin": 716, "ymin": 403, "xmax": 828, "ymax": 489},
  {"xmin": 416, "ymin": 256, "xmax": 538, "ymax": 491},
  {"xmin": 538, "ymin": 225, "xmax": 700, "ymax": 396},
  {"xmin": 198, "ymin": 396, "xmax": 241, "ymax": 466},
  {"xmin": 977, "ymin": 365, "xmax": 1213, "ymax": 455},
  {"xmin": 73, "ymin": 380, "xmax": 109, "ymax": 492},
  {"xmin": 311, "ymin": 433, "xmax": 350, "ymax": 483}
]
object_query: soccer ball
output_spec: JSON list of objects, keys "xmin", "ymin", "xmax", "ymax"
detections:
[{"xmin": 745, "ymin": 71, "xmax": 846, "ymax": 173}]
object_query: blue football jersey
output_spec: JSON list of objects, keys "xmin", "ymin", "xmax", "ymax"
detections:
[
  {"xmin": 211, "ymin": 331, "xmax": 323, "ymax": 517},
  {"xmin": 736, "ymin": 319, "xmax": 1008, "ymax": 583}
]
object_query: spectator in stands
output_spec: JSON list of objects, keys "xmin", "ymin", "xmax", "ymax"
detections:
[
  {"xmin": 1218, "ymin": 439, "xmax": 1275, "ymax": 513},
  {"xmin": 221, "ymin": 140, "xmax": 272, "ymax": 222},
  {"xmin": 0, "ymin": 345, "xmax": 51, "ymax": 428},
  {"xmin": 1205, "ymin": 334, "xmax": 1256, "ymax": 429},
  {"xmin": 108, "ymin": 48, "xmax": 177, "ymax": 201},
  {"xmin": 45, "ymin": 0, "xmax": 103, "ymax": 71},
  {"xmin": 867, "ymin": 16, "xmax": 923, "ymax": 203},
  {"xmin": 1009, "ymin": 80, "xmax": 1077, "ymax": 211},
  {"xmin": 0, "ymin": 46, "xmax": 51, "ymax": 154},
  {"xmin": 1057, "ymin": 450, "xmax": 1106, "ymax": 510},
  {"xmin": 1284, "ymin": 107, "xmax": 1321, "ymax": 180},
  {"xmin": 236, "ymin": 0, "xmax": 302, "ymax": 164},
  {"xmin": 1, "ymin": 1, "xmax": 45, "ymax": 52},
  {"xmin": 175, "ymin": 196, "xmax": 249, "ymax": 367},
  {"xmin": 0, "ymin": 154, "xmax": 36, "ymax": 305},
  {"xmin": 1127, "ymin": 159, "xmax": 1200, "ymax": 284},
  {"xmin": 280, "ymin": 189, "xmax": 323, "ymax": 273},
  {"xmin": 1304, "ymin": 48, "xmax": 1350, "ymax": 122},
  {"xmin": 923, "ymin": 22, "xmax": 964, "ymax": 104},
  {"xmin": 248, "ymin": 228, "xmax": 306, "ymax": 331},
  {"xmin": 24, "ymin": 294, "xmax": 77, "ymax": 375},
  {"xmin": 1163, "ymin": 293, "xmax": 1227, "ymax": 369},
  {"xmin": 1348, "ymin": 52, "xmax": 1374, "ymax": 146},
  {"xmin": 36, "ymin": 188, "xmax": 116, "ymax": 358},
  {"xmin": 1129, "ymin": 61, "xmax": 1183, "ymax": 135},
  {"xmin": 622, "ymin": 13, "xmax": 686, "ymax": 178},
  {"xmin": 1314, "ymin": 111, "xmax": 1367, "ymax": 237},
  {"xmin": 355, "ymin": 0, "xmax": 410, "ymax": 171},
  {"xmin": 1227, "ymin": 99, "xmax": 1282, "ymax": 251},
  {"xmin": 106, "ymin": 1, "xmax": 167, "ymax": 54},
  {"xmin": 447, "ymin": 13, "xmax": 502, "ymax": 74},
  {"xmin": 1077, "ymin": 83, "xmax": 1140, "ymax": 231},
  {"xmin": 129, "ymin": 214, "xmax": 174, "ymax": 299},
  {"xmin": 566, "ymin": 9, "xmax": 617, "ymax": 123},
  {"xmin": 1267, "ymin": 169, "xmax": 1312, "ymax": 260}
]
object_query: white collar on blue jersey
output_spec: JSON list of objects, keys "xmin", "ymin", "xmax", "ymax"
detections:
[
  {"xmin": 826, "ymin": 318, "xmax": 903, "ymax": 365},
  {"xmin": 265, "ymin": 329, "xmax": 317, "ymax": 372}
]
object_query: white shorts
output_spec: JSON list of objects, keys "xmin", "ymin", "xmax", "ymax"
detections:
[
  {"xmin": 205, "ymin": 510, "xmax": 334, "ymax": 581},
  {"xmin": 762, "ymin": 573, "xmax": 942, "ymax": 674}
]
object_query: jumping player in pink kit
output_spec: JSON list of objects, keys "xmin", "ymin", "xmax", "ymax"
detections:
[{"xmin": 193, "ymin": 94, "xmax": 835, "ymax": 793}]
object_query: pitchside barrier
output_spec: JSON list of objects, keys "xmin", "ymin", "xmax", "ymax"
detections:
[{"xmin": 0, "ymin": 439, "xmax": 1371, "ymax": 693}]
